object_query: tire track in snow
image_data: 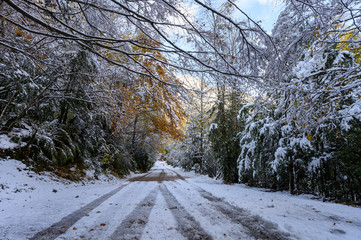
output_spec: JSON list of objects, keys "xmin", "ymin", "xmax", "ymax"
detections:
[
  {"xmin": 165, "ymin": 181, "xmax": 252, "ymax": 239},
  {"xmin": 169, "ymin": 168, "xmax": 292, "ymax": 240},
  {"xmin": 30, "ymin": 184, "xmax": 128, "ymax": 240},
  {"xmin": 109, "ymin": 187, "xmax": 159, "ymax": 240},
  {"xmin": 128, "ymin": 172, "xmax": 153, "ymax": 182},
  {"xmin": 170, "ymin": 169, "xmax": 186, "ymax": 181},
  {"xmin": 196, "ymin": 187, "xmax": 292, "ymax": 240},
  {"xmin": 160, "ymin": 184, "xmax": 212, "ymax": 240},
  {"xmin": 140, "ymin": 189, "xmax": 186, "ymax": 240},
  {"xmin": 54, "ymin": 182, "xmax": 157, "ymax": 240}
]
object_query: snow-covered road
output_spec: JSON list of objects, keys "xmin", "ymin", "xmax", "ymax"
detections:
[
  {"xmin": 27, "ymin": 164, "xmax": 289, "ymax": 240},
  {"xmin": 1, "ymin": 160, "xmax": 361, "ymax": 240}
]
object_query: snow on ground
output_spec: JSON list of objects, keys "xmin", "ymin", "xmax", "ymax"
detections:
[
  {"xmin": 56, "ymin": 181, "xmax": 160, "ymax": 240},
  {"xmin": 0, "ymin": 134, "xmax": 19, "ymax": 149},
  {"xmin": 0, "ymin": 127, "xmax": 31, "ymax": 150},
  {"xmin": 1, "ymin": 159, "xmax": 361, "ymax": 240},
  {"xmin": 141, "ymin": 191, "xmax": 186, "ymax": 240},
  {"xmin": 168, "ymin": 165, "xmax": 361, "ymax": 240},
  {"xmin": 0, "ymin": 158, "xmax": 126, "ymax": 240}
]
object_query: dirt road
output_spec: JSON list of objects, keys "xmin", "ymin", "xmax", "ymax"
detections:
[{"xmin": 30, "ymin": 163, "xmax": 291, "ymax": 240}]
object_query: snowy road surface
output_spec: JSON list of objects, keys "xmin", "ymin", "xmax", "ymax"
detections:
[
  {"xmin": 28, "ymin": 164, "xmax": 289, "ymax": 240},
  {"xmin": 1, "ymin": 160, "xmax": 361, "ymax": 240}
]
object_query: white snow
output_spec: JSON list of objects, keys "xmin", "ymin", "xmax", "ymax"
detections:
[
  {"xmin": 273, "ymin": 146, "xmax": 286, "ymax": 170},
  {"xmin": 168, "ymin": 164, "xmax": 361, "ymax": 240},
  {"xmin": 14, "ymin": 69, "xmax": 30, "ymax": 77},
  {"xmin": 141, "ymin": 192, "xmax": 186, "ymax": 240},
  {"xmin": 0, "ymin": 159, "xmax": 125, "ymax": 240},
  {"xmin": 0, "ymin": 135, "xmax": 19, "ymax": 150},
  {"xmin": 209, "ymin": 123, "xmax": 218, "ymax": 131},
  {"xmin": 1, "ymin": 159, "xmax": 361, "ymax": 240},
  {"xmin": 0, "ymin": 127, "xmax": 31, "ymax": 150}
]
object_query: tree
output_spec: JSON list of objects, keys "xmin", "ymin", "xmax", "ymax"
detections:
[
  {"xmin": 165, "ymin": 1, "xmax": 270, "ymax": 182},
  {"xmin": 168, "ymin": 74, "xmax": 218, "ymax": 176},
  {"xmin": 204, "ymin": 2, "xmax": 258, "ymax": 183},
  {"xmin": 238, "ymin": 0, "xmax": 361, "ymax": 200}
]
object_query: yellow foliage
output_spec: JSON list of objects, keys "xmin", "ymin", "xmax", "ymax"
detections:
[
  {"xmin": 338, "ymin": 30, "xmax": 361, "ymax": 63},
  {"xmin": 107, "ymin": 33, "xmax": 186, "ymax": 140}
]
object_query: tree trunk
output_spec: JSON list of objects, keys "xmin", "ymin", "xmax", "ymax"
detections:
[
  {"xmin": 132, "ymin": 115, "xmax": 138, "ymax": 149},
  {"xmin": 288, "ymin": 155, "xmax": 295, "ymax": 194},
  {"xmin": 0, "ymin": 92, "xmax": 15, "ymax": 122},
  {"xmin": 0, "ymin": 0, "xmax": 4, "ymax": 38}
]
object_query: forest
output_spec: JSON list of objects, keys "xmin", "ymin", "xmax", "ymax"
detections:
[{"xmin": 0, "ymin": 0, "xmax": 360, "ymax": 203}]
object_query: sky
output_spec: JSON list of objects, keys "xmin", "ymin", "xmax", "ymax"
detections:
[
  {"xmin": 169, "ymin": 0, "xmax": 284, "ymax": 51},
  {"xmin": 235, "ymin": 0, "xmax": 285, "ymax": 33},
  {"xmin": 174, "ymin": 0, "xmax": 285, "ymax": 84},
  {"xmin": 176, "ymin": 0, "xmax": 284, "ymax": 33}
]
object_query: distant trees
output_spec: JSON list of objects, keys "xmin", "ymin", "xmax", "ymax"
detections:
[
  {"xmin": 165, "ymin": 75, "xmax": 219, "ymax": 176},
  {"xmin": 198, "ymin": 2, "xmax": 264, "ymax": 183},
  {"xmin": 166, "ymin": 1, "xmax": 267, "ymax": 182}
]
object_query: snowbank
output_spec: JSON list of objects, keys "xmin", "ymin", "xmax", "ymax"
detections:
[{"xmin": 0, "ymin": 159, "xmax": 125, "ymax": 239}]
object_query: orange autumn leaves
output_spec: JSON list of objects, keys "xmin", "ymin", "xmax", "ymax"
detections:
[{"xmin": 109, "ymin": 33, "xmax": 186, "ymax": 139}]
